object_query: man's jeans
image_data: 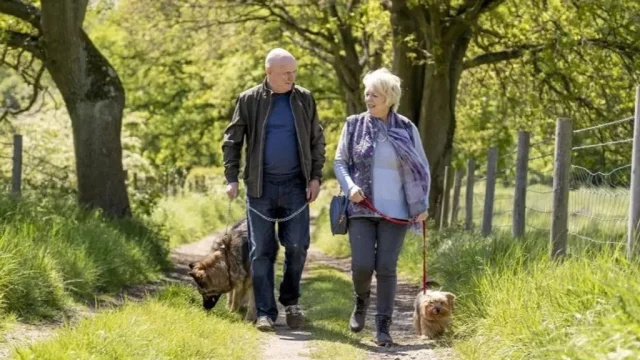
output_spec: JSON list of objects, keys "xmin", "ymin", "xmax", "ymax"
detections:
[{"xmin": 247, "ymin": 176, "xmax": 310, "ymax": 321}]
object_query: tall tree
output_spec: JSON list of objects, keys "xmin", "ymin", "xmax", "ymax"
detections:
[
  {"xmin": 0, "ymin": 0, "xmax": 130, "ymax": 216},
  {"xmin": 387, "ymin": 0, "xmax": 640, "ymax": 215},
  {"xmin": 224, "ymin": 0, "xmax": 391, "ymax": 115}
]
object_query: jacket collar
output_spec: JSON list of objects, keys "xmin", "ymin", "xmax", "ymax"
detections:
[{"xmin": 261, "ymin": 77, "xmax": 296, "ymax": 97}]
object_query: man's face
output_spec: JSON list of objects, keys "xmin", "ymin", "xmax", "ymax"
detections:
[{"xmin": 266, "ymin": 58, "xmax": 297, "ymax": 93}]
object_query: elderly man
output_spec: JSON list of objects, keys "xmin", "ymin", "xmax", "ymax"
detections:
[{"xmin": 222, "ymin": 48, "xmax": 326, "ymax": 331}]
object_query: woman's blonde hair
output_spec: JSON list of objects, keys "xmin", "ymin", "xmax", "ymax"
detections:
[{"xmin": 362, "ymin": 68, "xmax": 402, "ymax": 112}]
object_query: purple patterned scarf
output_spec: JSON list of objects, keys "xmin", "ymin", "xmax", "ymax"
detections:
[
  {"xmin": 349, "ymin": 111, "xmax": 430, "ymax": 219},
  {"xmin": 383, "ymin": 112, "xmax": 430, "ymax": 218}
]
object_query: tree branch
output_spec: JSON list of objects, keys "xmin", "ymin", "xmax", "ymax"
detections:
[
  {"xmin": 445, "ymin": 0, "xmax": 507, "ymax": 44},
  {"xmin": 0, "ymin": 62, "xmax": 46, "ymax": 123},
  {"xmin": 454, "ymin": 0, "xmax": 506, "ymax": 19},
  {"xmin": 464, "ymin": 35, "xmax": 640, "ymax": 71},
  {"xmin": 463, "ymin": 44, "xmax": 542, "ymax": 69},
  {"xmin": 287, "ymin": 35, "xmax": 333, "ymax": 64},
  {"xmin": 253, "ymin": 0, "xmax": 333, "ymax": 42},
  {"xmin": 0, "ymin": 0, "xmax": 42, "ymax": 31},
  {"xmin": 1, "ymin": 30, "xmax": 44, "ymax": 58},
  {"xmin": 583, "ymin": 37, "xmax": 640, "ymax": 59},
  {"xmin": 347, "ymin": 0, "xmax": 361, "ymax": 13}
]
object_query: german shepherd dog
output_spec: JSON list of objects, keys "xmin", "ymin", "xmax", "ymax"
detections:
[{"xmin": 188, "ymin": 219, "xmax": 266, "ymax": 322}]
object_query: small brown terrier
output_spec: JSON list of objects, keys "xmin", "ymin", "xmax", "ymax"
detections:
[{"xmin": 413, "ymin": 283, "xmax": 456, "ymax": 339}]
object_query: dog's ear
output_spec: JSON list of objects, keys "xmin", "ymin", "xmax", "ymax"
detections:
[
  {"xmin": 188, "ymin": 262, "xmax": 196, "ymax": 270},
  {"xmin": 188, "ymin": 270, "xmax": 205, "ymax": 288},
  {"xmin": 444, "ymin": 292, "xmax": 456, "ymax": 310}
]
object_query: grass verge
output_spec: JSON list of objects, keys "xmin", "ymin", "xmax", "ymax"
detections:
[
  {"xmin": 11, "ymin": 285, "xmax": 261, "ymax": 359},
  {"xmin": 399, "ymin": 228, "xmax": 640, "ymax": 359},
  {"xmin": 312, "ymin": 180, "xmax": 640, "ymax": 359},
  {"xmin": 149, "ymin": 189, "xmax": 246, "ymax": 248},
  {"xmin": 12, "ymin": 261, "xmax": 367, "ymax": 359},
  {"xmin": 0, "ymin": 195, "xmax": 170, "ymax": 324}
]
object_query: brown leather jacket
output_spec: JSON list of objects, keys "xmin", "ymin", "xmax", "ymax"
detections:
[{"xmin": 222, "ymin": 79, "xmax": 326, "ymax": 198}]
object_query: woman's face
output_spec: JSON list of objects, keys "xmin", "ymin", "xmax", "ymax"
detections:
[{"xmin": 364, "ymin": 87, "xmax": 388, "ymax": 114}]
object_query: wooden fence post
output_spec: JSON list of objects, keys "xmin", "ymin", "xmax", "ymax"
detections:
[
  {"xmin": 551, "ymin": 118, "xmax": 573, "ymax": 259},
  {"xmin": 439, "ymin": 166, "xmax": 453, "ymax": 230},
  {"xmin": 513, "ymin": 131, "xmax": 530, "ymax": 238},
  {"xmin": 11, "ymin": 134, "xmax": 22, "ymax": 198},
  {"xmin": 482, "ymin": 148, "xmax": 498, "ymax": 236},
  {"xmin": 465, "ymin": 159, "xmax": 475, "ymax": 230},
  {"xmin": 451, "ymin": 169, "xmax": 463, "ymax": 224},
  {"xmin": 628, "ymin": 87, "xmax": 640, "ymax": 259}
]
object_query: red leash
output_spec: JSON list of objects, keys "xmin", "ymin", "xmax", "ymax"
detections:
[{"xmin": 357, "ymin": 198, "xmax": 429, "ymax": 294}]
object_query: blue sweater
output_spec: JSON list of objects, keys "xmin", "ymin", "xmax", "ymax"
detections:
[{"xmin": 263, "ymin": 92, "xmax": 301, "ymax": 180}]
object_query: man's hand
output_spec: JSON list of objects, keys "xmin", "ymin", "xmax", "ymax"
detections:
[
  {"xmin": 226, "ymin": 182, "xmax": 239, "ymax": 200},
  {"xmin": 307, "ymin": 179, "xmax": 321, "ymax": 203},
  {"xmin": 415, "ymin": 211, "xmax": 429, "ymax": 222},
  {"xmin": 349, "ymin": 185, "xmax": 365, "ymax": 203}
]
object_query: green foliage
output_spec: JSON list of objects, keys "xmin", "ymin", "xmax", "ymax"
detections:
[
  {"xmin": 0, "ymin": 194, "xmax": 170, "ymax": 321},
  {"xmin": 414, "ymin": 231, "xmax": 640, "ymax": 360},
  {"xmin": 87, "ymin": 0, "xmax": 346, "ymax": 176},
  {"xmin": 149, "ymin": 187, "xmax": 246, "ymax": 248},
  {"xmin": 455, "ymin": 0, "xmax": 640, "ymax": 175}
]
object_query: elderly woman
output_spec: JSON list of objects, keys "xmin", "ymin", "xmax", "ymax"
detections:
[{"xmin": 333, "ymin": 68, "xmax": 431, "ymax": 346}]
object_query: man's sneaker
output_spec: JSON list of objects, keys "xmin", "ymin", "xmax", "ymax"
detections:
[
  {"xmin": 255, "ymin": 316, "xmax": 275, "ymax": 332},
  {"xmin": 285, "ymin": 305, "xmax": 305, "ymax": 329}
]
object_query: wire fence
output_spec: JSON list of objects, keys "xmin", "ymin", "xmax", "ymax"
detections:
[
  {"xmin": 1, "ymin": 133, "xmax": 231, "ymax": 201},
  {"xmin": 0, "ymin": 134, "xmax": 77, "ymax": 196},
  {"xmin": 452, "ymin": 106, "xmax": 638, "ymax": 259}
]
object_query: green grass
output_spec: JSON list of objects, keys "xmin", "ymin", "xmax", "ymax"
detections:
[
  {"xmin": 428, "ymin": 232, "xmax": 640, "ymax": 359},
  {"xmin": 11, "ymin": 260, "xmax": 366, "ymax": 359},
  {"xmin": 150, "ymin": 188, "xmax": 246, "ymax": 248},
  {"xmin": 0, "ymin": 194, "xmax": 170, "ymax": 323},
  {"xmin": 312, "ymin": 179, "xmax": 640, "ymax": 359},
  {"xmin": 298, "ymin": 265, "xmax": 367, "ymax": 360},
  {"xmin": 11, "ymin": 285, "xmax": 262, "ymax": 359}
]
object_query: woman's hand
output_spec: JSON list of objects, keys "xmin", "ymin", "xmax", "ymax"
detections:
[
  {"xmin": 415, "ymin": 211, "xmax": 429, "ymax": 222},
  {"xmin": 349, "ymin": 185, "xmax": 365, "ymax": 203}
]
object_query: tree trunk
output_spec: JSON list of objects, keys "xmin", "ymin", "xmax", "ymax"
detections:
[
  {"xmin": 390, "ymin": 2, "xmax": 426, "ymax": 124},
  {"xmin": 41, "ymin": 2, "xmax": 130, "ymax": 217},
  {"xmin": 390, "ymin": 3, "xmax": 471, "ymax": 219},
  {"xmin": 332, "ymin": 51, "xmax": 366, "ymax": 116}
]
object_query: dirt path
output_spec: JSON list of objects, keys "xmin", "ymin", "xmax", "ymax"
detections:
[
  {"xmin": 306, "ymin": 250, "xmax": 456, "ymax": 360},
  {"xmin": 0, "ymin": 226, "xmax": 456, "ymax": 360},
  {"xmin": 170, "ymin": 223, "xmax": 456, "ymax": 360}
]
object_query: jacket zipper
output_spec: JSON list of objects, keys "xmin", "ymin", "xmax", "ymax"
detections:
[
  {"xmin": 258, "ymin": 94, "xmax": 272, "ymax": 197},
  {"xmin": 290, "ymin": 92, "xmax": 308, "ymax": 181}
]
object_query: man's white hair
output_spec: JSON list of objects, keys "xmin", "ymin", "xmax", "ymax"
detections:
[
  {"xmin": 363, "ymin": 68, "xmax": 402, "ymax": 112},
  {"xmin": 265, "ymin": 48, "xmax": 296, "ymax": 68}
]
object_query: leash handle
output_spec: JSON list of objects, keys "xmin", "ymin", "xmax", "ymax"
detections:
[{"xmin": 225, "ymin": 198, "xmax": 232, "ymax": 234}]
